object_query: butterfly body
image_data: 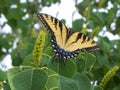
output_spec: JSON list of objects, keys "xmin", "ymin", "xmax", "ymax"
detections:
[{"xmin": 37, "ymin": 13, "xmax": 99, "ymax": 60}]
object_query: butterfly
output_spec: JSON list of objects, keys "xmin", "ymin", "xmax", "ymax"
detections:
[{"xmin": 37, "ymin": 13, "xmax": 99, "ymax": 61}]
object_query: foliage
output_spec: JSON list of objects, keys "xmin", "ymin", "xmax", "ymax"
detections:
[{"xmin": 0, "ymin": 0, "xmax": 120, "ymax": 90}]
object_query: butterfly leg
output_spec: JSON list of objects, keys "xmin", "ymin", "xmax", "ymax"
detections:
[{"xmin": 63, "ymin": 59, "xmax": 67, "ymax": 66}]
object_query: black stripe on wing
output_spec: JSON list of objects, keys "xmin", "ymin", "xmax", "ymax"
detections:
[
  {"xmin": 37, "ymin": 14, "xmax": 52, "ymax": 33},
  {"xmin": 82, "ymin": 45, "xmax": 100, "ymax": 52},
  {"xmin": 37, "ymin": 13, "xmax": 64, "ymax": 34}
]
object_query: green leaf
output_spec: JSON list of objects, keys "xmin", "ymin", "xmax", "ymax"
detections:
[
  {"xmin": 112, "ymin": 85, "xmax": 120, "ymax": 90},
  {"xmin": 98, "ymin": 37, "xmax": 110, "ymax": 53},
  {"xmin": 89, "ymin": 12, "xmax": 107, "ymax": 27},
  {"xmin": 48, "ymin": 59, "xmax": 76, "ymax": 78},
  {"xmin": 46, "ymin": 69, "xmax": 79, "ymax": 90},
  {"xmin": 98, "ymin": 0, "xmax": 106, "ymax": 8},
  {"xmin": 72, "ymin": 19, "xmax": 84, "ymax": 32},
  {"xmin": 7, "ymin": 67, "xmax": 22, "ymax": 89},
  {"xmin": 40, "ymin": 54, "xmax": 51, "ymax": 66},
  {"xmin": 61, "ymin": 19, "xmax": 66, "ymax": 25},
  {"xmin": 7, "ymin": 67, "xmax": 33, "ymax": 89},
  {"xmin": 88, "ymin": 20, "xmax": 95, "ymax": 29},
  {"xmin": 106, "ymin": 9, "xmax": 115, "ymax": 25},
  {"xmin": 76, "ymin": 54, "xmax": 86, "ymax": 72},
  {"xmin": 59, "ymin": 76, "xmax": 78, "ymax": 90},
  {"xmin": 46, "ymin": 69, "xmax": 59, "ymax": 90},
  {"xmin": 96, "ymin": 52, "xmax": 109, "ymax": 66},
  {"xmin": 43, "ymin": 46, "xmax": 53, "ymax": 57},
  {"xmin": 19, "ymin": 37, "xmax": 35, "ymax": 58},
  {"xmin": 0, "ymin": 70, "xmax": 7, "ymax": 81},
  {"xmin": 0, "ymin": 35, "xmax": 13, "ymax": 51},
  {"xmin": 73, "ymin": 72, "xmax": 91, "ymax": 90},
  {"xmin": 95, "ymin": 12, "xmax": 107, "ymax": 25},
  {"xmin": 76, "ymin": 0, "xmax": 90, "ymax": 16},
  {"xmin": 90, "ymin": 26, "xmax": 100, "ymax": 39},
  {"xmin": 11, "ymin": 49, "xmax": 23, "ymax": 66},
  {"xmin": 12, "ymin": 69, "xmax": 48, "ymax": 90},
  {"xmin": 22, "ymin": 54, "xmax": 33, "ymax": 66},
  {"xmin": 85, "ymin": 53, "xmax": 96, "ymax": 72}
]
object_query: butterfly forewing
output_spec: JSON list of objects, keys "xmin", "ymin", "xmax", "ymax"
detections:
[{"xmin": 37, "ymin": 13, "xmax": 68, "ymax": 49}]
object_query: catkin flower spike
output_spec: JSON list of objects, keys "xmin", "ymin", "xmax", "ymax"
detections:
[
  {"xmin": 99, "ymin": 66, "xmax": 119, "ymax": 87},
  {"xmin": 0, "ymin": 81, "xmax": 3, "ymax": 89},
  {"xmin": 32, "ymin": 31, "xmax": 46, "ymax": 67}
]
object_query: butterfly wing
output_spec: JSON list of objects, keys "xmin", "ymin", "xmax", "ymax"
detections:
[
  {"xmin": 64, "ymin": 32, "xmax": 99, "ymax": 52},
  {"xmin": 37, "ymin": 13, "xmax": 68, "ymax": 48}
]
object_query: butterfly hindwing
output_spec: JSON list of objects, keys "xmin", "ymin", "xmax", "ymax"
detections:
[{"xmin": 37, "ymin": 13, "xmax": 99, "ymax": 59}]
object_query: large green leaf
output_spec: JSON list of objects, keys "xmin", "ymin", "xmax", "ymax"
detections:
[
  {"xmin": 73, "ymin": 72, "xmax": 91, "ymax": 90},
  {"xmin": 46, "ymin": 69, "xmax": 59, "ymax": 90},
  {"xmin": 7, "ymin": 67, "xmax": 23, "ymax": 90},
  {"xmin": 59, "ymin": 76, "xmax": 78, "ymax": 90},
  {"xmin": 48, "ymin": 59, "xmax": 76, "ymax": 78},
  {"xmin": 12, "ymin": 69, "xmax": 48, "ymax": 90},
  {"xmin": 85, "ymin": 53, "xmax": 96, "ymax": 72},
  {"xmin": 46, "ymin": 69, "xmax": 79, "ymax": 90}
]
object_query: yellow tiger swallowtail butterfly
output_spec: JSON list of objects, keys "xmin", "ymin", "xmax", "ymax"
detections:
[{"xmin": 37, "ymin": 13, "xmax": 99, "ymax": 60}]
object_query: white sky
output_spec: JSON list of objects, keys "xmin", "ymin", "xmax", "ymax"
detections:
[{"xmin": 40, "ymin": 0, "xmax": 82, "ymax": 27}]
